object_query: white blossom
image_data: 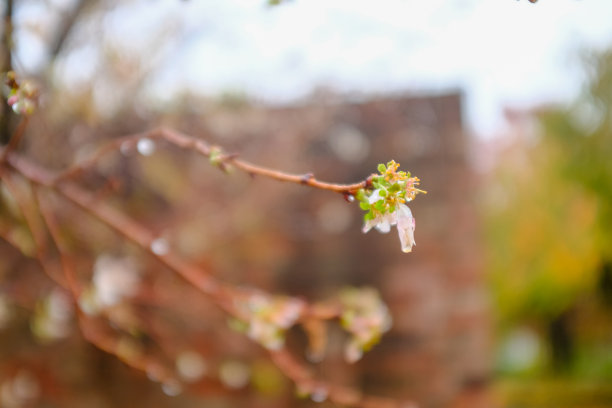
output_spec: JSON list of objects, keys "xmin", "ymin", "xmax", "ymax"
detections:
[
  {"xmin": 92, "ymin": 256, "xmax": 140, "ymax": 307},
  {"xmin": 362, "ymin": 203, "xmax": 416, "ymax": 253}
]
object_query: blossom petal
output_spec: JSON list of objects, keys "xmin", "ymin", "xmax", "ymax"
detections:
[
  {"xmin": 362, "ymin": 218, "xmax": 377, "ymax": 233},
  {"xmin": 396, "ymin": 205, "xmax": 416, "ymax": 253},
  {"xmin": 367, "ymin": 189, "xmax": 382, "ymax": 205},
  {"xmin": 373, "ymin": 214, "xmax": 393, "ymax": 233}
]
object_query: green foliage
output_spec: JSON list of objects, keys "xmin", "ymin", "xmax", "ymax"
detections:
[{"xmin": 485, "ymin": 49, "xmax": 612, "ymax": 377}]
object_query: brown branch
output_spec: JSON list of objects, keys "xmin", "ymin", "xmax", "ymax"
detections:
[
  {"xmin": 35, "ymin": 190, "xmax": 82, "ymax": 296},
  {"xmin": 79, "ymin": 316, "xmax": 178, "ymax": 385},
  {"xmin": 4, "ymin": 147, "xmax": 415, "ymax": 408},
  {"xmin": 9, "ymin": 152, "xmax": 222, "ymax": 296},
  {"xmin": 48, "ymin": 0, "xmax": 90, "ymax": 60},
  {"xmin": 1, "ymin": 0, "xmax": 15, "ymax": 145},
  {"xmin": 269, "ymin": 349, "xmax": 413, "ymax": 408},
  {"xmin": 0, "ymin": 171, "xmax": 68, "ymax": 288},
  {"xmin": 0, "ymin": 116, "xmax": 29, "ymax": 163},
  {"xmin": 36, "ymin": 188, "xmax": 180, "ymax": 388},
  {"xmin": 53, "ymin": 127, "xmax": 373, "ymax": 194}
]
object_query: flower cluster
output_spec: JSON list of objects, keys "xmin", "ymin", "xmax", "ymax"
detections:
[
  {"xmin": 4, "ymin": 71, "xmax": 37, "ymax": 116},
  {"xmin": 238, "ymin": 293, "xmax": 305, "ymax": 350},
  {"xmin": 339, "ymin": 287, "xmax": 392, "ymax": 363},
  {"xmin": 357, "ymin": 160, "xmax": 424, "ymax": 253}
]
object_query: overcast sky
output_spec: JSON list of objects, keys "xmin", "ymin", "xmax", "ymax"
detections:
[
  {"xmin": 20, "ymin": 0, "xmax": 612, "ymax": 137},
  {"xmin": 155, "ymin": 0, "xmax": 612, "ymax": 137}
]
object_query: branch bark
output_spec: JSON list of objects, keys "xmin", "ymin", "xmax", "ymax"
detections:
[{"xmin": 1, "ymin": 0, "xmax": 14, "ymax": 145}]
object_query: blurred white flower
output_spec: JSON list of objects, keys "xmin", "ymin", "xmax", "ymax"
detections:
[
  {"xmin": 219, "ymin": 360, "xmax": 250, "ymax": 389},
  {"xmin": 339, "ymin": 287, "xmax": 392, "ymax": 363},
  {"xmin": 176, "ymin": 351, "xmax": 208, "ymax": 382},
  {"xmin": 81, "ymin": 256, "xmax": 140, "ymax": 314},
  {"xmin": 1, "ymin": 370, "xmax": 39, "ymax": 408},
  {"xmin": 93, "ymin": 256, "xmax": 140, "ymax": 306},
  {"xmin": 243, "ymin": 293, "xmax": 304, "ymax": 350}
]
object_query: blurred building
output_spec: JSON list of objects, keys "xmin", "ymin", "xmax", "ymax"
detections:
[{"xmin": 180, "ymin": 90, "xmax": 490, "ymax": 407}]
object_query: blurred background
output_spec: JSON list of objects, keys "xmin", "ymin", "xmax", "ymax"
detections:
[{"xmin": 1, "ymin": 0, "xmax": 612, "ymax": 407}]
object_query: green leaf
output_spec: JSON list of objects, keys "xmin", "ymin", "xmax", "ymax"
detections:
[{"xmin": 359, "ymin": 201, "xmax": 370, "ymax": 210}]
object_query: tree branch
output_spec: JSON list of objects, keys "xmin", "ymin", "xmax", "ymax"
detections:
[
  {"xmin": 1, "ymin": 0, "xmax": 15, "ymax": 145},
  {"xmin": 53, "ymin": 127, "xmax": 373, "ymax": 195},
  {"xmin": 3, "ymin": 145, "xmax": 417, "ymax": 408}
]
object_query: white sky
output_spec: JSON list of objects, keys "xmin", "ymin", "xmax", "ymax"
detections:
[
  {"xmin": 19, "ymin": 0, "xmax": 612, "ymax": 137},
  {"xmin": 159, "ymin": 0, "xmax": 612, "ymax": 137}
]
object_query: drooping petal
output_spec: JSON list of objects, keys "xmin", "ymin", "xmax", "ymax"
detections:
[{"xmin": 396, "ymin": 205, "xmax": 416, "ymax": 253}]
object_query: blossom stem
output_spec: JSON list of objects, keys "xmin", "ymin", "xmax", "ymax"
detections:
[{"xmin": 51, "ymin": 127, "xmax": 375, "ymax": 194}]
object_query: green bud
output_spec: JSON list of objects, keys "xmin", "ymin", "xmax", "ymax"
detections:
[
  {"xmin": 209, "ymin": 147, "xmax": 223, "ymax": 166},
  {"xmin": 355, "ymin": 189, "xmax": 366, "ymax": 201},
  {"xmin": 377, "ymin": 163, "xmax": 386, "ymax": 173}
]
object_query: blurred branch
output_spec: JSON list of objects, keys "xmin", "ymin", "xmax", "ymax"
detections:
[
  {"xmin": 0, "ymin": 115, "xmax": 28, "ymax": 163},
  {"xmin": 1, "ymin": 0, "xmax": 12, "ymax": 69},
  {"xmin": 1, "ymin": 0, "xmax": 14, "ymax": 145},
  {"xmin": 0, "ymin": 171, "xmax": 68, "ymax": 288},
  {"xmin": 270, "ymin": 348, "xmax": 415, "ymax": 408},
  {"xmin": 36, "ymin": 186, "xmax": 181, "ymax": 388},
  {"xmin": 2, "ymin": 142, "xmax": 416, "ymax": 408},
  {"xmin": 48, "ymin": 0, "xmax": 90, "ymax": 60},
  {"xmin": 35, "ymin": 189, "xmax": 82, "ymax": 295},
  {"xmin": 54, "ymin": 127, "xmax": 373, "ymax": 195}
]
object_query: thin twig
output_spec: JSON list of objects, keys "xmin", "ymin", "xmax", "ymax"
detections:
[
  {"xmin": 35, "ymin": 189, "xmax": 81, "ymax": 296},
  {"xmin": 269, "ymin": 348, "xmax": 413, "ymax": 408},
  {"xmin": 36, "ymin": 188, "xmax": 180, "ymax": 387},
  {"xmin": 53, "ymin": 127, "xmax": 374, "ymax": 194},
  {"xmin": 0, "ymin": 171, "xmax": 68, "ymax": 288},
  {"xmin": 0, "ymin": 0, "xmax": 15, "ymax": 145}
]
